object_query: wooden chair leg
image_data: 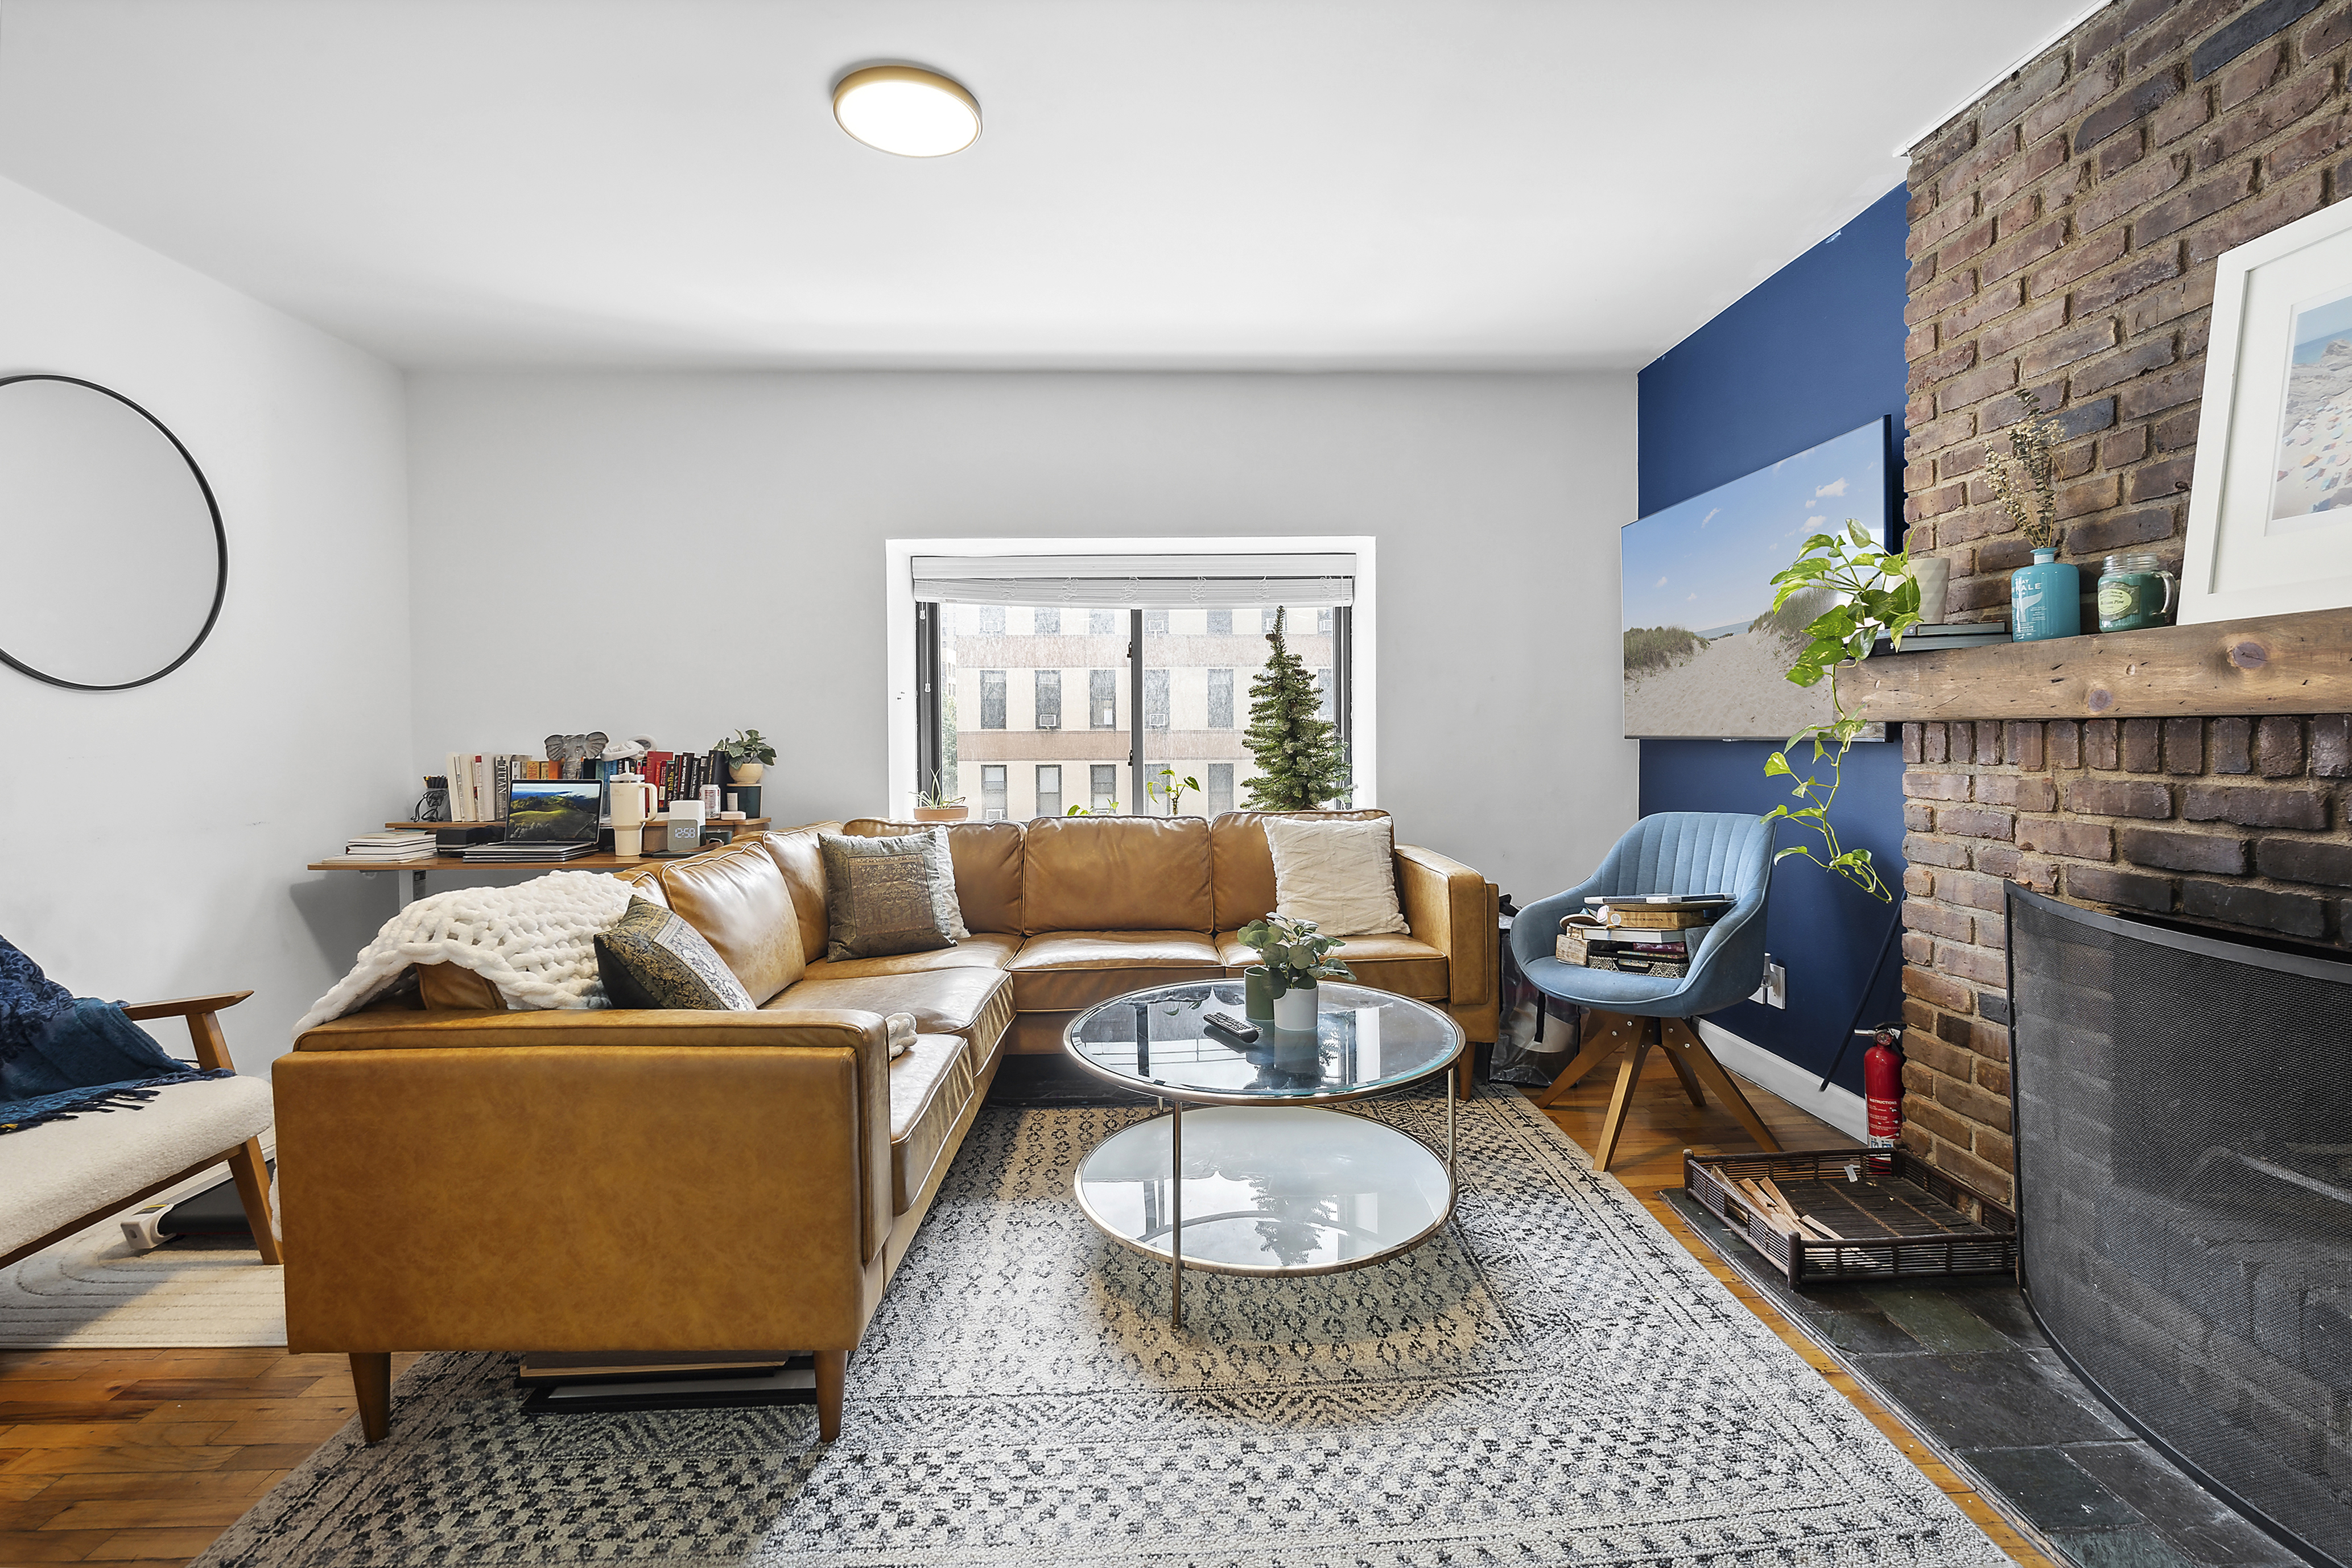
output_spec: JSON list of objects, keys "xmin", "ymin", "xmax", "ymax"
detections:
[
  {"xmin": 1592, "ymin": 1023, "xmax": 1654, "ymax": 1173},
  {"xmin": 1664, "ymin": 1049, "xmax": 1707, "ymax": 1109},
  {"xmin": 349, "ymin": 1352, "xmax": 391, "ymax": 1443},
  {"xmin": 1534, "ymin": 1009, "xmax": 1644, "ymax": 1108},
  {"xmin": 815, "ymin": 1349, "xmax": 847, "ymax": 1442},
  {"xmin": 1661, "ymin": 1018, "xmax": 1781, "ymax": 1153},
  {"xmin": 225, "ymin": 1137, "xmax": 283, "ymax": 1265}
]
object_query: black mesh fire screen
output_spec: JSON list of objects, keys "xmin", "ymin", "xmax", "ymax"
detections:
[{"xmin": 2008, "ymin": 883, "xmax": 2352, "ymax": 1567}]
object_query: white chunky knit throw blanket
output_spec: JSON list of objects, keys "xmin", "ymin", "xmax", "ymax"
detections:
[{"xmin": 294, "ymin": 871, "xmax": 636, "ymax": 1039}]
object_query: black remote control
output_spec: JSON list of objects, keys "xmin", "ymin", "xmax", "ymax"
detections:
[{"xmin": 1203, "ymin": 1012, "xmax": 1259, "ymax": 1043}]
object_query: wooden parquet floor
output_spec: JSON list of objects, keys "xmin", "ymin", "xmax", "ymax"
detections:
[{"xmin": 0, "ymin": 1054, "xmax": 2048, "ymax": 1566}]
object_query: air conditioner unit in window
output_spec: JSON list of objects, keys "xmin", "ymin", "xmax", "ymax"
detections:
[{"xmin": 1037, "ymin": 719, "xmax": 1059, "ymax": 731}]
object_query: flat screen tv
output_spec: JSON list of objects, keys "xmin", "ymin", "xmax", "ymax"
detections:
[{"xmin": 1621, "ymin": 415, "xmax": 1891, "ymax": 741}]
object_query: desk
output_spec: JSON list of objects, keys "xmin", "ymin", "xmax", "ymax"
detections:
[{"xmin": 311, "ymin": 822, "xmax": 769, "ymax": 912}]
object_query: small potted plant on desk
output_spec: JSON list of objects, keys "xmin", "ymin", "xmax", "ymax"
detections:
[
  {"xmin": 1235, "ymin": 914, "xmax": 1353, "ymax": 1034},
  {"xmin": 913, "ymin": 773, "xmax": 968, "ymax": 823},
  {"xmin": 718, "ymin": 729, "xmax": 776, "ymax": 785}
]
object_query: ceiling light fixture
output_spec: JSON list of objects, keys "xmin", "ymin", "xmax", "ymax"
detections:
[{"xmin": 832, "ymin": 65, "xmax": 980, "ymax": 158}]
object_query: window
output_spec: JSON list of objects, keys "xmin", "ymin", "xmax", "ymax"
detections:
[
  {"xmin": 1089, "ymin": 608, "xmax": 1117, "ymax": 635},
  {"xmin": 1091, "ymin": 764, "xmax": 1117, "ymax": 812},
  {"xmin": 1206, "ymin": 609, "xmax": 1231, "ymax": 636},
  {"xmin": 977, "ymin": 605, "xmax": 1005, "ymax": 635},
  {"xmin": 1142, "ymin": 608, "xmax": 1169, "ymax": 636},
  {"xmin": 1034, "ymin": 669, "xmax": 1061, "ymax": 730},
  {"xmin": 1033, "ymin": 607, "xmax": 1059, "ymax": 635},
  {"xmin": 1317, "ymin": 608, "xmax": 1333, "ymax": 634},
  {"xmin": 1260, "ymin": 608, "xmax": 1278, "ymax": 633},
  {"xmin": 1315, "ymin": 667, "xmax": 1333, "ymax": 721},
  {"xmin": 1208, "ymin": 762, "xmax": 1234, "ymax": 815},
  {"xmin": 980, "ymin": 670, "xmax": 1006, "ymax": 730},
  {"xmin": 1144, "ymin": 669, "xmax": 1170, "ymax": 729},
  {"xmin": 981, "ymin": 764, "xmax": 1007, "ymax": 821},
  {"xmin": 1090, "ymin": 669, "xmax": 1118, "ymax": 728},
  {"xmin": 1207, "ymin": 668, "xmax": 1233, "ymax": 729},
  {"xmin": 1036, "ymin": 764, "xmax": 1062, "ymax": 818}
]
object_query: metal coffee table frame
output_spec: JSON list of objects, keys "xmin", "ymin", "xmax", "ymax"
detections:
[{"xmin": 1063, "ymin": 983, "xmax": 1466, "ymax": 1326}]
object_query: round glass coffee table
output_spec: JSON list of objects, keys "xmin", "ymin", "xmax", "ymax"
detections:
[{"xmin": 1063, "ymin": 979, "xmax": 1466, "ymax": 1326}]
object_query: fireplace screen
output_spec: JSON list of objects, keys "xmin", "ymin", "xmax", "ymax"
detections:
[{"xmin": 2009, "ymin": 884, "xmax": 2352, "ymax": 1567}]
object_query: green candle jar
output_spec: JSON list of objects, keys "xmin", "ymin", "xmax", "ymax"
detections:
[{"xmin": 2095, "ymin": 552, "xmax": 2177, "ymax": 633}]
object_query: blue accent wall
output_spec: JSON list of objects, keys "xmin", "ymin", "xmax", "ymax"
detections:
[{"xmin": 1636, "ymin": 184, "xmax": 1911, "ymax": 1094}]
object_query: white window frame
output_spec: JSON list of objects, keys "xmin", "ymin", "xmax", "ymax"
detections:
[{"xmin": 886, "ymin": 535, "xmax": 1377, "ymax": 812}]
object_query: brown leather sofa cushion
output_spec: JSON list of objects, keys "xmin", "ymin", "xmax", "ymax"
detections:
[
  {"xmin": 649, "ymin": 841, "xmax": 806, "ymax": 1004},
  {"xmin": 759, "ymin": 823, "xmax": 841, "ymax": 967},
  {"xmin": 843, "ymin": 819, "xmax": 1024, "ymax": 935},
  {"xmin": 889, "ymin": 1031, "xmax": 985, "ymax": 1214},
  {"xmin": 1006, "ymin": 931, "xmax": 1224, "ymax": 1013},
  {"xmin": 1216, "ymin": 931, "xmax": 1447, "ymax": 1000},
  {"xmin": 1208, "ymin": 809, "xmax": 1392, "ymax": 934},
  {"xmin": 774, "ymin": 967, "xmax": 1012, "ymax": 1045},
  {"xmin": 613, "ymin": 865, "xmax": 670, "ymax": 907},
  {"xmin": 798, "ymin": 932, "xmax": 1021, "ymax": 982},
  {"xmin": 1022, "ymin": 816, "xmax": 1212, "ymax": 934},
  {"xmin": 413, "ymin": 963, "xmax": 507, "ymax": 1011}
]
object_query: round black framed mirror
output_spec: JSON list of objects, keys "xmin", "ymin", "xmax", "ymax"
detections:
[{"xmin": 0, "ymin": 373, "xmax": 227, "ymax": 692}]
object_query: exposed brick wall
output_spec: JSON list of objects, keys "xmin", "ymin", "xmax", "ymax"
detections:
[
  {"xmin": 1899, "ymin": 0, "xmax": 2352, "ymax": 1200},
  {"xmin": 1895, "ymin": 714, "xmax": 2352, "ymax": 1204}
]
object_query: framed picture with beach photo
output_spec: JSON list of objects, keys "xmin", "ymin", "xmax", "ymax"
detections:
[
  {"xmin": 1620, "ymin": 416, "xmax": 1891, "ymax": 741},
  {"xmin": 2183, "ymin": 198, "xmax": 2352, "ymax": 624}
]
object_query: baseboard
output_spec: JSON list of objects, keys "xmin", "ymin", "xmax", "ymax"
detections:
[{"xmin": 1693, "ymin": 1020, "xmax": 1867, "ymax": 1142}]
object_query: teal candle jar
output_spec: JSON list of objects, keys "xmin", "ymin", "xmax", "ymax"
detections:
[
  {"xmin": 2009, "ymin": 548, "xmax": 2081, "ymax": 642},
  {"xmin": 2095, "ymin": 552, "xmax": 2177, "ymax": 632}
]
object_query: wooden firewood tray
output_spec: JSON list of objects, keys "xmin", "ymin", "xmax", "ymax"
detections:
[{"xmin": 1683, "ymin": 1146, "xmax": 2017, "ymax": 1288}]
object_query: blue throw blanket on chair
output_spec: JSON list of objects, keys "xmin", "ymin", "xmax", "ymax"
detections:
[{"xmin": 0, "ymin": 936, "xmax": 228, "ymax": 1134}]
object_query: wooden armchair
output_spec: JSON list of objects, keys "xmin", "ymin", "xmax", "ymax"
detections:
[{"xmin": 0, "ymin": 992, "xmax": 281, "ymax": 1271}]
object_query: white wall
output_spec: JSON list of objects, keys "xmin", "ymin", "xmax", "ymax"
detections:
[
  {"xmin": 408, "ymin": 372, "xmax": 1638, "ymax": 901},
  {"xmin": 0, "ymin": 176, "xmax": 412, "ymax": 1066}
]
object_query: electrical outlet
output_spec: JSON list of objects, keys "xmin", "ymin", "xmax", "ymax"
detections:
[{"xmin": 1749, "ymin": 956, "xmax": 1788, "ymax": 1010}]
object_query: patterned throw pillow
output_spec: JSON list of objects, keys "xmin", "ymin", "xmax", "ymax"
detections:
[
  {"xmin": 595, "ymin": 897, "xmax": 758, "ymax": 1010},
  {"xmin": 911, "ymin": 826, "xmax": 971, "ymax": 942},
  {"xmin": 819, "ymin": 832, "xmax": 956, "ymax": 961}
]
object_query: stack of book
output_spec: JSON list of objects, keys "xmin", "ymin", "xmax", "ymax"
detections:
[
  {"xmin": 1553, "ymin": 895, "xmax": 1734, "ymax": 979},
  {"xmin": 329, "ymin": 831, "xmax": 436, "ymax": 865},
  {"xmin": 461, "ymin": 840, "xmax": 599, "ymax": 864},
  {"xmin": 1871, "ymin": 619, "xmax": 2012, "ymax": 655}
]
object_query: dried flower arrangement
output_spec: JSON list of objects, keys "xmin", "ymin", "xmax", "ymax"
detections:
[{"xmin": 1982, "ymin": 389, "xmax": 2062, "ymax": 550}]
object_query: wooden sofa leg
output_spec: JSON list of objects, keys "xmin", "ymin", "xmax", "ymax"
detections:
[
  {"xmin": 815, "ymin": 1350, "xmax": 847, "ymax": 1442},
  {"xmin": 350, "ymin": 1353, "xmax": 391, "ymax": 1443},
  {"xmin": 226, "ymin": 1137, "xmax": 283, "ymax": 1265}
]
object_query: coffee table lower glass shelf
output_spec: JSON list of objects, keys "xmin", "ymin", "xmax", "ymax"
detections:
[{"xmin": 1062, "ymin": 979, "xmax": 1466, "ymax": 1326}]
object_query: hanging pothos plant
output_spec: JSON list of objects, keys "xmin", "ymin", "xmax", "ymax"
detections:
[{"xmin": 1763, "ymin": 521, "xmax": 1923, "ymax": 903}]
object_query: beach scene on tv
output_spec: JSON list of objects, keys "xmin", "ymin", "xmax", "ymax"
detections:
[
  {"xmin": 2270, "ymin": 284, "xmax": 2352, "ymax": 536},
  {"xmin": 1621, "ymin": 418, "xmax": 1886, "ymax": 741}
]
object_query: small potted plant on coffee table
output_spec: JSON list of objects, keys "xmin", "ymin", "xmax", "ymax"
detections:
[{"xmin": 1235, "ymin": 913, "xmax": 1353, "ymax": 1033}]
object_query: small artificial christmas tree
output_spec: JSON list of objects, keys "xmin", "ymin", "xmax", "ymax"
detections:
[{"xmin": 1241, "ymin": 607, "xmax": 1351, "ymax": 808}]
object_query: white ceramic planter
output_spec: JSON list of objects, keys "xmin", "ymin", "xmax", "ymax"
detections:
[
  {"xmin": 1272, "ymin": 983, "xmax": 1318, "ymax": 1033},
  {"xmin": 729, "ymin": 761, "xmax": 766, "ymax": 785}
]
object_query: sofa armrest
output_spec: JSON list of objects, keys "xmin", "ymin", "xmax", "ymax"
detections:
[
  {"xmin": 278, "ymin": 1010, "xmax": 899, "ymax": 1350},
  {"xmin": 1394, "ymin": 844, "xmax": 1496, "ymax": 1012}
]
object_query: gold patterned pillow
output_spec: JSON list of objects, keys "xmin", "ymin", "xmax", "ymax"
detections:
[
  {"xmin": 819, "ymin": 832, "xmax": 956, "ymax": 961},
  {"xmin": 595, "ymin": 897, "xmax": 758, "ymax": 1010}
]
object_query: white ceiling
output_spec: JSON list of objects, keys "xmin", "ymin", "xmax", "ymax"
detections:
[{"xmin": 0, "ymin": 1, "xmax": 2079, "ymax": 372}]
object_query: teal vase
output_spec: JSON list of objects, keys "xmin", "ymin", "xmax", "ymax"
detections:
[{"xmin": 2009, "ymin": 548, "xmax": 2080, "ymax": 642}]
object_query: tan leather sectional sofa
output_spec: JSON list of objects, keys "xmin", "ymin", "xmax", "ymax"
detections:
[{"xmin": 274, "ymin": 810, "xmax": 1493, "ymax": 1445}]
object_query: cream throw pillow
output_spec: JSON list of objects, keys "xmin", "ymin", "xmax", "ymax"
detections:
[{"xmin": 1263, "ymin": 815, "xmax": 1409, "ymax": 935}]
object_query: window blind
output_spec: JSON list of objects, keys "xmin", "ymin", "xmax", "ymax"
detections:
[{"xmin": 911, "ymin": 550, "xmax": 1355, "ymax": 608}]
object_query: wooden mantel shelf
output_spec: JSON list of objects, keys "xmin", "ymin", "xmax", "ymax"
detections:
[{"xmin": 1837, "ymin": 606, "xmax": 2352, "ymax": 723}]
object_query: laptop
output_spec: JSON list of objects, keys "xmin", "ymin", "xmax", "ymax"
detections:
[{"xmin": 464, "ymin": 779, "xmax": 604, "ymax": 861}]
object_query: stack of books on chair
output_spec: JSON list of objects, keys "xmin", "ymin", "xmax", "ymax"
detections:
[
  {"xmin": 1554, "ymin": 895, "xmax": 1731, "ymax": 979},
  {"xmin": 323, "ymin": 831, "xmax": 437, "ymax": 866}
]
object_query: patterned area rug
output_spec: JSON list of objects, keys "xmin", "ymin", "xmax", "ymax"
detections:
[{"xmin": 196, "ymin": 1092, "xmax": 2007, "ymax": 1566}]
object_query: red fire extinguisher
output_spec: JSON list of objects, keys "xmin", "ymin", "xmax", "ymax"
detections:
[{"xmin": 1863, "ymin": 1026, "xmax": 1904, "ymax": 1150}]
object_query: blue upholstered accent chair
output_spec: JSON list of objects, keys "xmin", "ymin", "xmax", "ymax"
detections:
[{"xmin": 1511, "ymin": 812, "xmax": 1783, "ymax": 1171}]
